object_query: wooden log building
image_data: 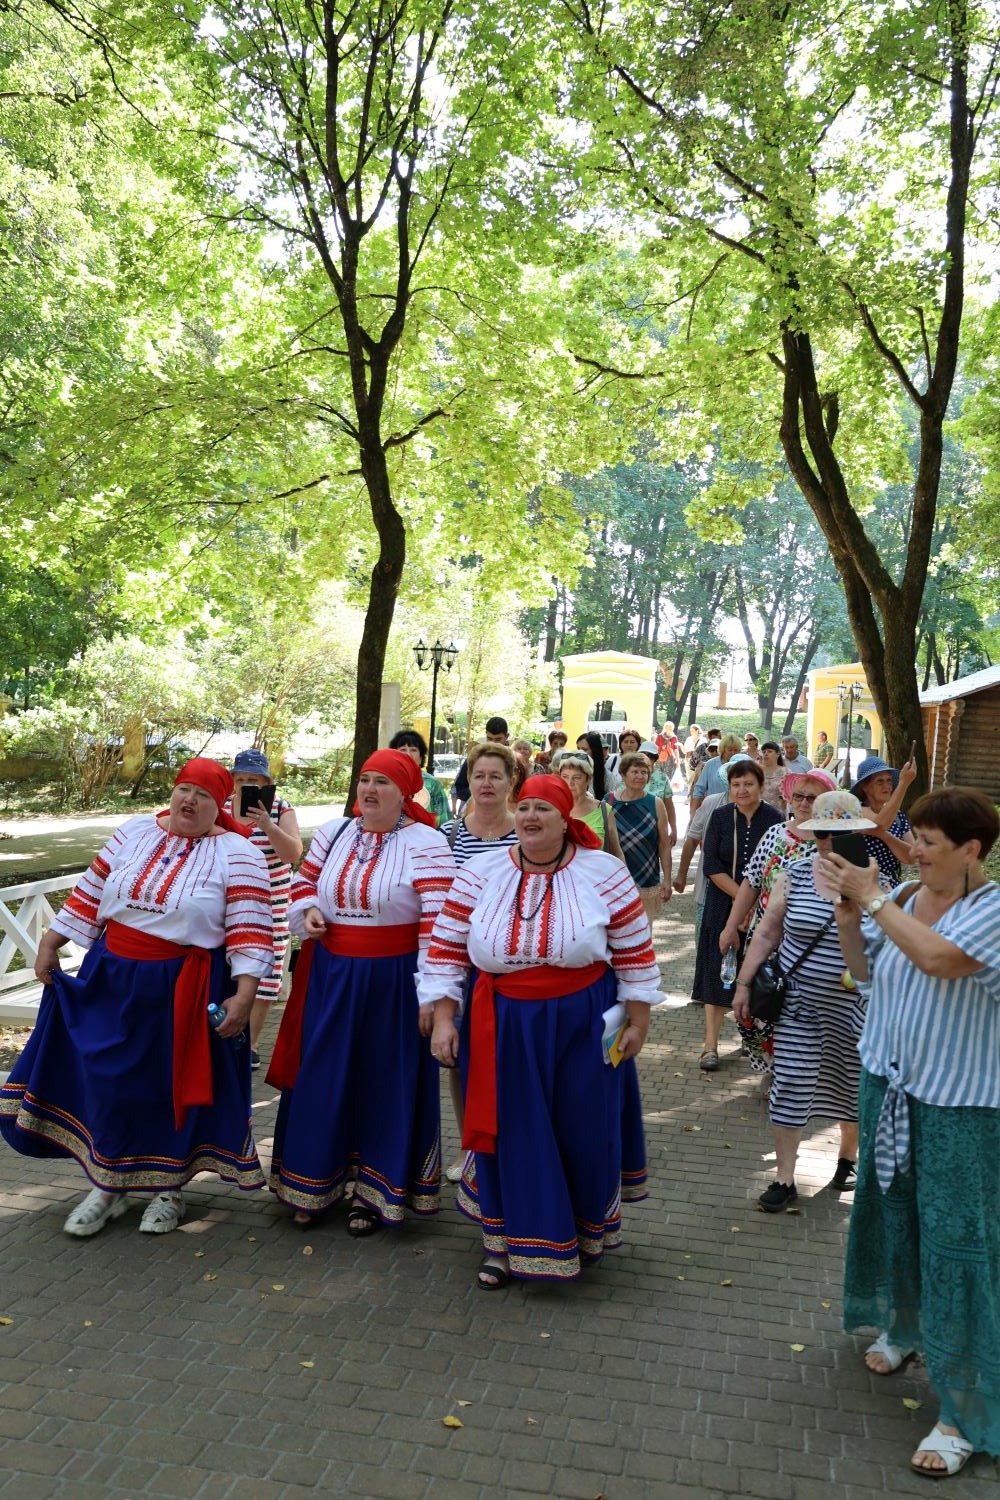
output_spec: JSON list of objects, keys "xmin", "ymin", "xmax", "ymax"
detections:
[{"xmin": 920, "ymin": 665, "xmax": 1000, "ymax": 802}]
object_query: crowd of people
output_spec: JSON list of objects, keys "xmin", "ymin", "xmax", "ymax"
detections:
[{"xmin": 1, "ymin": 716, "xmax": 997, "ymax": 1479}]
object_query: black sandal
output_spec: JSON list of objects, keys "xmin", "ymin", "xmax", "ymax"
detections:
[
  {"xmin": 346, "ymin": 1202, "xmax": 381, "ymax": 1237},
  {"xmin": 477, "ymin": 1256, "xmax": 511, "ymax": 1291}
]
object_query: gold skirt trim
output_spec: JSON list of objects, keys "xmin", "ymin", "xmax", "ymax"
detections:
[{"xmin": 4, "ymin": 1105, "xmax": 265, "ymax": 1191}]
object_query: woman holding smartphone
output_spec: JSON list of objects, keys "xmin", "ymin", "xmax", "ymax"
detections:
[
  {"xmin": 826, "ymin": 788, "xmax": 1000, "ymax": 1478},
  {"xmin": 732, "ymin": 791, "xmax": 879, "ymax": 1211},
  {"xmin": 853, "ymin": 751, "xmax": 917, "ymax": 885},
  {"xmin": 225, "ymin": 749, "xmax": 304, "ymax": 1069}
]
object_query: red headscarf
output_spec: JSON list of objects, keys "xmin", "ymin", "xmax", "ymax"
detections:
[
  {"xmin": 173, "ymin": 758, "xmax": 249, "ymax": 838},
  {"xmin": 353, "ymin": 749, "xmax": 437, "ymax": 828},
  {"xmin": 517, "ymin": 773, "xmax": 602, "ymax": 849}
]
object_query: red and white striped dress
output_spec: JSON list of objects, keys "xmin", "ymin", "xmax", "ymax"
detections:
[
  {"xmin": 55, "ymin": 815, "xmax": 273, "ymax": 975},
  {"xmin": 287, "ymin": 817, "xmax": 455, "ymax": 970},
  {"xmin": 419, "ymin": 845, "xmax": 663, "ymax": 1006},
  {"xmin": 222, "ymin": 793, "xmax": 295, "ymax": 1000}
]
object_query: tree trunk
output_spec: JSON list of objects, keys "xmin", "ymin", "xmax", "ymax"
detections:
[
  {"xmin": 346, "ymin": 436, "xmax": 406, "ymax": 807},
  {"xmin": 542, "ymin": 593, "xmax": 559, "ymax": 663},
  {"xmin": 781, "ymin": 629, "xmax": 820, "ymax": 737}
]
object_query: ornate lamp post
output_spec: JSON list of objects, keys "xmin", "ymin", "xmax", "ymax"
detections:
[
  {"xmin": 837, "ymin": 680, "xmax": 862, "ymax": 787},
  {"xmin": 413, "ymin": 639, "xmax": 459, "ymax": 773}
]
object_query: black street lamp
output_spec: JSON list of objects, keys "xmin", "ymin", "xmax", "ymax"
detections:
[
  {"xmin": 413, "ymin": 639, "xmax": 459, "ymax": 773},
  {"xmin": 837, "ymin": 680, "xmax": 863, "ymax": 787}
]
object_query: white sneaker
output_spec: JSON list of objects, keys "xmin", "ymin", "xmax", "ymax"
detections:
[
  {"xmin": 445, "ymin": 1152, "xmax": 470, "ymax": 1184},
  {"xmin": 63, "ymin": 1187, "xmax": 129, "ymax": 1238},
  {"xmin": 139, "ymin": 1193, "xmax": 186, "ymax": 1234}
]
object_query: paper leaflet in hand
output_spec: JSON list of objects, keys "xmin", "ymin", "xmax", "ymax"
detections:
[{"xmin": 602, "ymin": 1002, "xmax": 628, "ymax": 1067}]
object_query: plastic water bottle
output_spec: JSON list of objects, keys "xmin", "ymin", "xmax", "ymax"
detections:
[
  {"xmin": 207, "ymin": 1003, "xmax": 226, "ymax": 1030},
  {"xmin": 720, "ymin": 946, "xmax": 738, "ymax": 990}
]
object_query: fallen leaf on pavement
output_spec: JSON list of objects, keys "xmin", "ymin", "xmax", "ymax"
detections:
[
  {"xmin": 302, "ymin": 1246, "xmax": 313, "ymax": 1256},
  {"xmin": 790, "ymin": 1343, "xmax": 806, "ymax": 1352},
  {"xmin": 682, "ymin": 1124, "xmax": 702, "ymax": 1132},
  {"xmin": 539, "ymin": 1332, "xmax": 551, "ymax": 1339},
  {"xmin": 821, "ymin": 1301, "xmax": 832, "ymax": 1309},
  {"xmin": 526, "ymin": 1417, "xmax": 538, "ymax": 1425},
  {"xmin": 83, "ymin": 1320, "xmax": 93, "ymax": 1327},
  {"xmin": 272, "ymin": 1284, "xmax": 285, "ymax": 1291},
  {"xmin": 442, "ymin": 1415, "xmax": 463, "ymax": 1429},
  {"xmin": 194, "ymin": 1251, "xmax": 205, "ymax": 1258},
  {"xmin": 0, "ymin": 1318, "xmax": 13, "ymax": 1326},
  {"xmin": 457, "ymin": 1401, "xmax": 473, "ymax": 1408},
  {"xmin": 203, "ymin": 1274, "xmax": 217, "ymax": 1283},
  {"xmin": 786, "ymin": 1207, "xmax": 802, "ymax": 1215},
  {"xmin": 300, "ymin": 1361, "xmax": 315, "ymax": 1369},
  {"xmin": 721, "ymin": 1280, "xmax": 733, "ymax": 1287},
  {"xmin": 903, "ymin": 1398, "xmax": 922, "ymax": 1410}
]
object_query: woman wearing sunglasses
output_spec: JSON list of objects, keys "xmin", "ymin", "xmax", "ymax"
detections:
[
  {"xmin": 720, "ymin": 770, "xmax": 838, "ymax": 1083},
  {"xmin": 732, "ymin": 791, "xmax": 879, "ymax": 1211}
]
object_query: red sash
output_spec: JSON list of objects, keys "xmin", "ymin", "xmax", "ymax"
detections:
[
  {"xmin": 265, "ymin": 923, "xmax": 420, "ymax": 1091},
  {"xmin": 104, "ymin": 919, "xmax": 214, "ymax": 1131},
  {"xmin": 462, "ymin": 960, "xmax": 609, "ymax": 1155}
]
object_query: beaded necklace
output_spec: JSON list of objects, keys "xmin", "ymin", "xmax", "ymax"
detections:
[
  {"xmin": 157, "ymin": 833, "xmax": 193, "ymax": 867},
  {"xmin": 513, "ymin": 839, "xmax": 568, "ymax": 923},
  {"xmin": 352, "ymin": 811, "xmax": 406, "ymax": 867}
]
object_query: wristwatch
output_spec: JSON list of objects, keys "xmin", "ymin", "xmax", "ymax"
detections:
[{"xmin": 866, "ymin": 894, "xmax": 888, "ymax": 917}]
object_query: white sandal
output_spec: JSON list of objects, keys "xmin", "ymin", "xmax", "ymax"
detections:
[
  {"xmin": 63, "ymin": 1187, "xmax": 129, "ymax": 1238},
  {"xmin": 911, "ymin": 1424, "xmax": 973, "ymax": 1478},
  {"xmin": 139, "ymin": 1193, "xmax": 186, "ymax": 1235},
  {"xmin": 865, "ymin": 1331, "xmax": 915, "ymax": 1374}
]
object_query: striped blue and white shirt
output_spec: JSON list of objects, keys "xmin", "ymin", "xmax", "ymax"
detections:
[{"xmin": 859, "ymin": 881, "xmax": 1000, "ymax": 1110}]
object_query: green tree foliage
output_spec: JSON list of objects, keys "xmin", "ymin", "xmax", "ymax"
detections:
[{"xmin": 560, "ymin": 0, "xmax": 1000, "ymax": 783}]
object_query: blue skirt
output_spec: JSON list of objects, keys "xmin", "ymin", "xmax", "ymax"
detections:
[
  {"xmin": 456, "ymin": 969, "xmax": 647, "ymax": 1280},
  {"xmin": 269, "ymin": 947, "xmax": 440, "ymax": 1222},
  {"xmin": 0, "ymin": 939, "xmax": 263, "ymax": 1192}
]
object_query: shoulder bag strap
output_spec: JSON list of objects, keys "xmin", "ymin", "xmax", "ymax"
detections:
[{"xmin": 782, "ymin": 911, "xmax": 837, "ymax": 980}]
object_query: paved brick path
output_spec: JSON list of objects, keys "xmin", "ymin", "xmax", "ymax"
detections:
[{"xmin": 0, "ymin": 889, "xmax": 997, "ymax": 1498}]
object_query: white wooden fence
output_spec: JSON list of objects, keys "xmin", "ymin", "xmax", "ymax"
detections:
[{"xmin": 0, "ymin": 873, "xmax": 86, "ymax": 1022}]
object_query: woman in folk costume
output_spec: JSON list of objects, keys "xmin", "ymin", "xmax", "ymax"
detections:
[
  {"xmin": 422, "ymin": 775, "xmax": 663, "ymax": 1289},
  {"xmin": 267, "ymin": 750, "xmax": 456, "ymax": 1234},
  {"xmin": 0, "ymin": 760, "xmax": 274, "ymax": 1237}
]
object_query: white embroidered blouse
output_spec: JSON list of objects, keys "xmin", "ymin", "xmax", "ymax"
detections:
[
  {"xmin": 52, "ymin": 815, "xmax": 274, "ymax": 978},
  {"xmin": 417, "ymin": 846, "xmax": 664, "ymax": 1008},
  {"xmin": 287, "ymin": 818, "xmax": 456, "ymax": 965}
]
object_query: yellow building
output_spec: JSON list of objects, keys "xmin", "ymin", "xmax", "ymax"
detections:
[
  {"xmin": 559, "ymin": 650, "xmax": 661, "ymax": 743},
  {"xmin": 806, "ymin": 663, "xmax": 885, "ymax": 773}
]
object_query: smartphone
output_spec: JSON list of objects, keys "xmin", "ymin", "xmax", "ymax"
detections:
[
  {"xmin": 830, "ymin": 831, "xmax": 869, "ymax": 867},
  {"xmin": 240, "ymin": 783, "xmax": 276, "ymax": 817}
]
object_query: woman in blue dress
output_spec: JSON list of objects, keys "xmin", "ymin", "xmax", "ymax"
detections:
[{"xmin": 0, "ymin": 759, "xmax": 273, "ymax": 1237}]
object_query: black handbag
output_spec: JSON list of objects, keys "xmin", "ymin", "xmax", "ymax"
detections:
[{"xmin": 748, "ymin": 915, "xmax": 835, "ymax": 1024}]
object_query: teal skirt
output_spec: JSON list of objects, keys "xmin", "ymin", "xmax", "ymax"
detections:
[{"xmin": 844, "ymin": 1069, "xmax": 1000, "ymax": 1455}]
